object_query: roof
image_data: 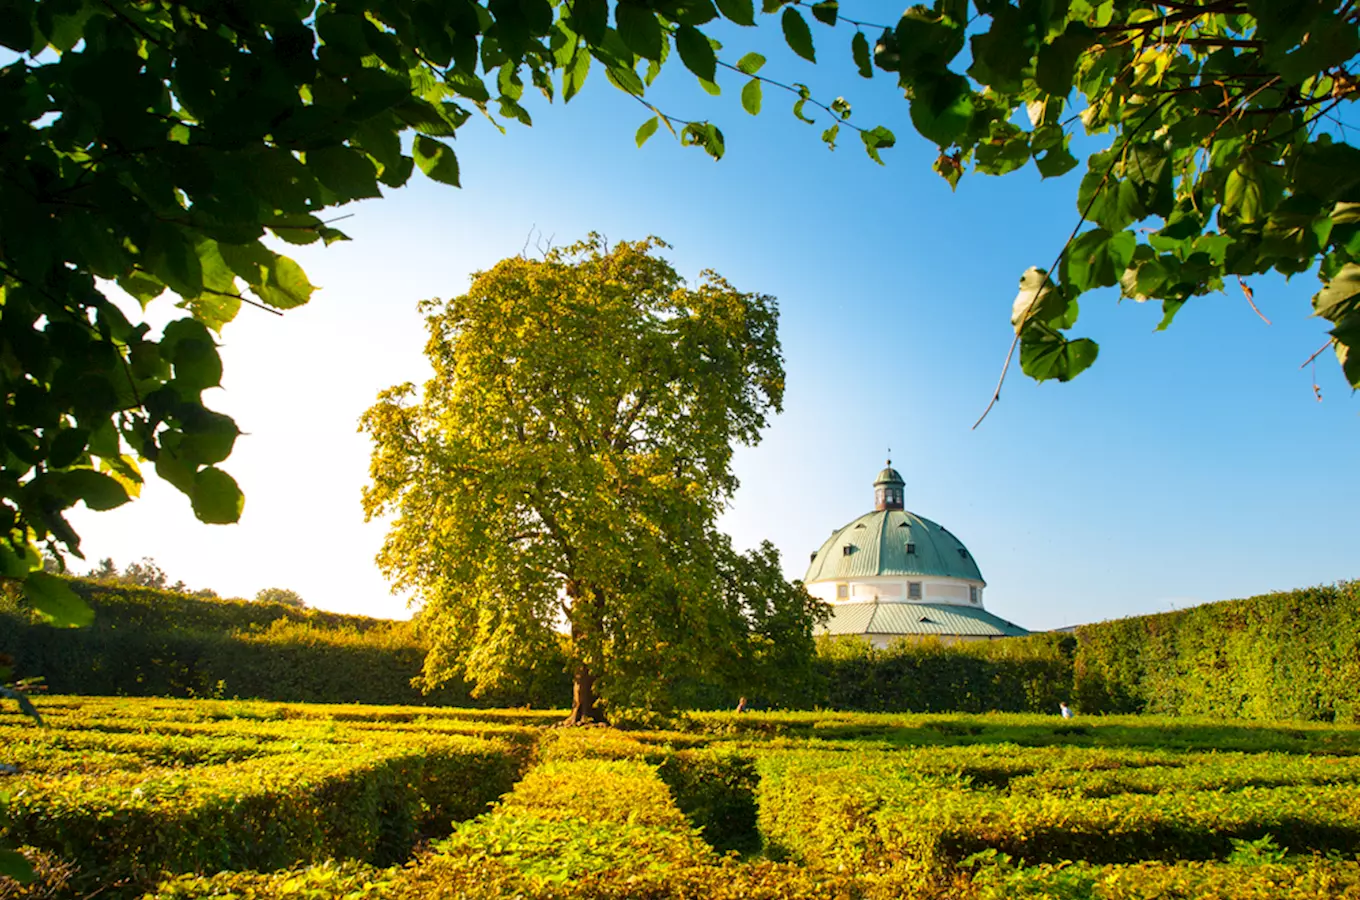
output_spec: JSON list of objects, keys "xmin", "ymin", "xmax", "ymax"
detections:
[
  {"xmin": 804, "ymin": 509, "xmax": 985, "ymax": 584},
  {"xmin": 874, "ymin": 465, "xmax": 905, "ymax": 486},
  {"xmin": 820, "ymin": 601, "xmax": 1029, "ymax": 639}
]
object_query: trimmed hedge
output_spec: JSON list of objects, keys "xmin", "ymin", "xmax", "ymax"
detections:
[
  {"xmin": 814, "ymin": 633, "xmax": 1074, "ymax": 714},
  {"xmin": 1074, "ymin": 581, "xmax": 1360, "ymax": 721},
  {"xmin": 0, "ymin": 579, "xmax": 571, "ymax": 707}
]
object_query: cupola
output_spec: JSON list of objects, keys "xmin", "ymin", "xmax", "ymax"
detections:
[{"xmin": 873, "ymin": 460, "xmax": 905, "ymax": 511}]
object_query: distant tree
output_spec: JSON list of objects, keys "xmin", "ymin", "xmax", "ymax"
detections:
[
  {"xmin": 255, "ymin": 588, "xmax": 306, "ymax": 609},
  {"xmin": 86, "ymin": 559, "xmax": 119, "ymax": 582},
  {"xmin": 362, "ymin": 236, "xmax": 813, "ymax": 723},
  {"xmin": 117, "ymin": 558, "xmax": 170, "ymax": 590}
]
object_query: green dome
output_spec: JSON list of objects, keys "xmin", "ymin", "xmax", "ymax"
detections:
[{"xmin": 804, "ymin": 509, "xmax": 985, "ymax": 584}]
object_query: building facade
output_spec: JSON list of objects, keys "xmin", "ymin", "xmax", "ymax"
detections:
[{"xmin": 805, "ymin": 463, "xmax": 1028, "ymax": 647}]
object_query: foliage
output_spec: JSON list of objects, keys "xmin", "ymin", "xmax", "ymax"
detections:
[
  {"xmin": 4, "ymin": 0, "xmax": 1358, "ymax": 642},
  {"xmin": 254, "ymin": 587, "xmax": 306, "ymax": 609},
  {"xmin": 1, "ymin": 696, "xmax": 530, "ymax": 897},
  {"xmin": 12, "ymin": 698, "xmax": 1360, "ymax": 898},
  {"xmin": 0, "ymin": 578, "xmax": 571, "ymax": 707},
  {"xmin": 815, "ymin": 633, "xmax": 1075, "ymax": 714},
  {"xmin": 361, "ymin": 236, "xmax": 803, "ymax": 721},
  {"xmin": 1074, "ymin": 580, "xmax": 1360, "ymax": 721}
]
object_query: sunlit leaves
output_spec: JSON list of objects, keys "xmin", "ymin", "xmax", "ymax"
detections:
[
  {"xmin": 742, "ymin": 79, "xmax": 762, "ymax": 115},
  {"xmin": 414, "ymin": 135, "xmax": 462, "ymax": 187},
  {"xmin": 22, "ymin": 572, "xmax": 94, "ymax": 628},
  {"xmin": 636, "ymin": 116, "xmax": 660, "ymax": 146},
  {"xmin": 736, "ymin": 52, "xmax": 765, "ymax": 75},
  {"xmin": 191, "ymin": 467, "xmax": 245, "ymax": 524}
]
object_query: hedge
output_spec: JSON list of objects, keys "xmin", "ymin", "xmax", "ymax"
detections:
[
  {"xmin": 0, "ymin": 579, "xmax": 571, "ymax": 707},
  {"xmin": 1074, "ymin": 581, "xmax": 1360, "ymax": 721}
]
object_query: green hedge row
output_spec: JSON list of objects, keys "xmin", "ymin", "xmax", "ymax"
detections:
[
  {"xmin": 9, "ymin": 578, "xmax": 1359, "ymax": 721},
  {"xmin": 0, "ymin": 579, "xmax": 571, "ymax": 707},
  {"xmin": 813, "ymin": 633, "xmax": 1074, "ymax": 714},
  {"xmin": 1074, "ymin": 581, "xmax": 1360, "ymax": 721},
  {"xmin": 9, "ymin": 731, "xmax": 524, "ymax": 895}
]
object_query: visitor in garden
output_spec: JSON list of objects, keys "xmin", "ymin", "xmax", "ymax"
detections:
[{"xmin": 1060, "ymin": 702, "xmax": 1073, "ymax": 719}]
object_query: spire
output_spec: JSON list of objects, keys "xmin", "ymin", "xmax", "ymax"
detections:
[{"xmin": 874, "ymin": 459, "xmax": 905, "ymax": 511}]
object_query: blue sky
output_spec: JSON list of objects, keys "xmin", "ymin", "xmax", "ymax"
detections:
[{"xmin": 69, "ymin": 22, "xmax": 1357, "ymax": 631}]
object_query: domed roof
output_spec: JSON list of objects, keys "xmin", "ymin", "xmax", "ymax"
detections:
[
  {"xmin": 804, "ymin": 508, "xmax": 985, "ymax": 584},
  {"xmin": 874, "ymin": 465, "xmax": 905, "ymax": 486}
]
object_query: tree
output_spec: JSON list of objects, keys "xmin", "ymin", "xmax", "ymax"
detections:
[
  {"xmin": 256, "ymin": 587, "xmax": 307, "ymax": 608},
  {"xmin": 5, "ymin": 0, "xmax": 1356, "ymax": 627},
  {"xmin": 361, "ymin": 236, "xmax": 808, "ymax": 722}
]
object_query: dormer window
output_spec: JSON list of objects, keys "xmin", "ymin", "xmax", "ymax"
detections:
[
  {"xmin": 958, "ymin": 548, "xmax": 968, "ymax": 559},
  {"xmin": 906, "ymin": 542, "xmax": 916, "ymax": 554},
  {"xmin": 842, "ymin": 546, "xmax": 854, "ymax": 556}
]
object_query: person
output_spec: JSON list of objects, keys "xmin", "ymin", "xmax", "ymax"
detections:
[{"xmin": 1060, "ymin": 701, "xmax": 1073, "ymax": 719}]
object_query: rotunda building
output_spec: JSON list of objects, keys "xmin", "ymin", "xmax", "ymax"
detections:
[{"xmin": 806, "ymin": 463, "xmax": 1028, "ymax": 647}]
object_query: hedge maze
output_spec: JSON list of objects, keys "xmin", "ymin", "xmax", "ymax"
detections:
[{"xmin": 6, "ymin": 699, "xmax": 1360, "ymax": 899}]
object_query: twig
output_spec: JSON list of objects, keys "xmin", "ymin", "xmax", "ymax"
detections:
[
  {"xmin": 1237, "ymin": 276, "xmax": 1270, "ymax": 324},
  {"xmin": 1300, "ymin": 338, "xmax": 1336, "ymax": 369}
]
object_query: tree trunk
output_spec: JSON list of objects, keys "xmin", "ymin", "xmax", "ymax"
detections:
[{"xmin": 564, "ymin": 663, "xmax": 598, "ymax": 725}]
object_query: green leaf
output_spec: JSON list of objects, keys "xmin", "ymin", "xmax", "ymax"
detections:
[
  {"xmin": 909, "ymin": 72, "xmax": 973, "ymax": 147},
  {"xmin": 675, "ymin": 25, "xmax": 716, "ymax": 82},
  {"xmin": 1020, "ymin": 326, "xmax": 1099, "ymax": 382},
  {"xmin": 851, "ymin": 31, "xmax": 872, "ymax": 78},
  {"xmin": 192, "ymin": 467, "xmax": 244, "ymax": 524},
  {"xmin": 1062, "ymin": 229, "xmax": 1137, "ymax": 292},
  {"xmin": 414, "ymin": 135, "xmax": 461, "ymax": 188},
  {"xmin": 0, "ymin": 848, "xmax": 35, "ymax": 883},
  {"xmin": 741, "ymin": 79, "xmax": 762, "ymax": 115},
  {"xmin": 715, "ymin": 0, "xmax": 756, "ymax": 27},
  {"xmin": 178, "ymin": 411, "xmax": 240, "ymax": 466},
  {"xmin": 636, "ymin": 116, "xmax": 660, "ymax": 147},
  {"xmin": 1035, "ymin": 24, "xmax": 1094, "ymax": 98},
  {"xmin": 1224, "ymin": 162, "xmax": 1265, "ymax": 223},
  {"xmin": 1330, "ymin": 314, "xmax": 1360, "ymax": 388},
  {"xmin": 810, "ymin": 1, "xmax": 837, "ymax": 26},
  {"xmin": 572, "ymin": 0, "xmax": 609, "ymax": 43},
  {"xmin": 616, "ymin": 3, "xmax": 664, "ymax": 61},
  {"xmin": 1313, "ymin": 263, "xmax": 1360, "ymax": 322},
  {"xmin": 155, "ymin": 448, "xmax": 197, "ymax": 495},
  {"xmin": 23, "ymin": 572, "xmax": 94, "ymax": 628},
  {"xmin": 736, "ymin": 52, "xmax": 765, "ymax": 75},
  {"xmin": 781, "ymin": 8, "xmax": 815, "ymax": 62},
  {"xmin": 860, "ymin": 126, "xmax": 895, "ymax": 165},
  {"xmin": 63, "ymin": 469, "xmax": 131, "ymax": 511},
  {"xmin": 167, "ymin": 327, "xmax": 223, "ymax": 393},
  {"xmin": 306, "ymin": 146, "xmax": 380, "ymax": 201}
]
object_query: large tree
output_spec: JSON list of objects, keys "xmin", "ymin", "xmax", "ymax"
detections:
[
  {"xmin": 360, "ymin": 236, "xmax": 814, "ymax": 722},
  {"xmin": 4, "ymin": 0, "xmax": 1357, "ymax": 625}
]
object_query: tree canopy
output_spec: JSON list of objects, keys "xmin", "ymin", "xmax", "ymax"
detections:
[
  {"xmin": 3, "ymin": 0, "xmax": 1356, "ymax": 624},
  {"xmin": 360, "ymin": 236, "xmax": 821, "ymax": 721}
]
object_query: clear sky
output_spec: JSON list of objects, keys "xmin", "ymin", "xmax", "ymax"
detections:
[{"xmin": 67, "ymin": 23, "xmax": 1357, "ymax": 631}]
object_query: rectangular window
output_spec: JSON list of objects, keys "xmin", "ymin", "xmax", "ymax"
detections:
[
  {"xmin": 842, "ymin": 546, "xmax": 854, "ymax": 556},
  {"xmin": 970, "ymin": 586, "xmax": 979, "ymax": 604},
  {"xmin": 836, "ymin": 584, "xmax": 849, "ymax": 599},
  {"xmin": 908, "ymin": 582, "xmax": 922, "ymax": 600}
]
